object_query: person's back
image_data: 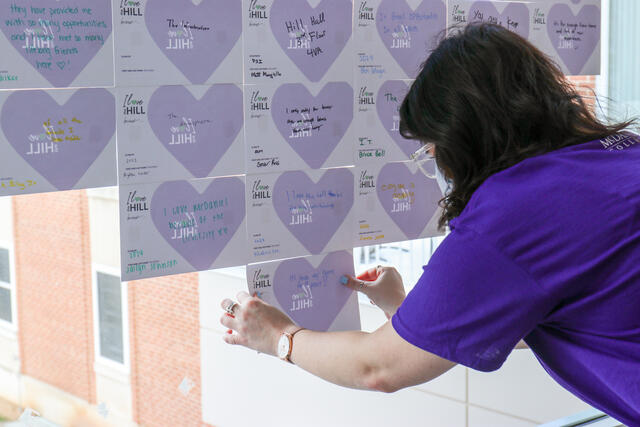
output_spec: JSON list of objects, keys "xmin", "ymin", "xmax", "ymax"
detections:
[{"xmin": 425, "ymin": 133, "xmax": 640, "ymax": 423}]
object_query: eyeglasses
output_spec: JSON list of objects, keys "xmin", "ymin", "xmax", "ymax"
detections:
[{"xmin": 410, "ymin": 143, "xmax": 436, "ymax": 179}]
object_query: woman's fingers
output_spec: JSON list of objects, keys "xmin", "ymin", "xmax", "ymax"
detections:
[
  {"xmin": 341, "ymin": 274, "xmax": 371, "ymax": 295},
  {"xmin": 356, "ymin": 267, "xmax": 380, "ymax": 281},
  {"xmin": 220, "ymin": 312, "xmax": 238, "ymax": 330},
  {"xmin": 223, "ymin": 333, "xmax": 247, "ymax": 346},
  {"xmin": 356, "ymin": 265, "xmax": 387, "ymax": 281},
  {"xmin": 236, "ymin": 291, "xmax": 251, "ymax": 304},
  {"xmin": 220, "ymin": 298, "xmax": 236, "ymax": 312}
]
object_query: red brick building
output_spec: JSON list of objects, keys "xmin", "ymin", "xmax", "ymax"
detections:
[{"xmin": 0, "ymin": 189, "xmax": 209, "ymax": 426}]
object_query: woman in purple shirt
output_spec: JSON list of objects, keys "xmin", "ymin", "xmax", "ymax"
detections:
[{"xmin": 220, "ymin": 23, "xmax": 640, "ymax": 425}]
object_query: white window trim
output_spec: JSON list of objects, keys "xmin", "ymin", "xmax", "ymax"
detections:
[
  {"xmin": 91, "ymin": 263, "xmax": 130, "ymax": 374},
  {"xmin": 595, "ymin": 0, "xmax": 610, "ymax": 119},
  {"xmin": 0, "ymin": 239, "xmax": 17, "ymax": 334}
]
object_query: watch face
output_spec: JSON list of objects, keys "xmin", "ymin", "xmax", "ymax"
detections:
[{"xmin": 277, "ymin": 334, "xmax": 289, "ymax": 359}]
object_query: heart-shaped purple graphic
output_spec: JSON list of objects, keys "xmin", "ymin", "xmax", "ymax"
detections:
[
  {"xmin": 468, "ymin": 1, "xmax": 530, "ymax": 40},
  {"xmin": 147, "ymin": 84, "xmax": 243, "ymax": 178},
  {"xmin": 547, "ymin": 4, "xmax": 600, "ymax": 75},
  {"xmin": 376, "ymin": 162, "xmax": 441, "ymax": 239},
  {"xmin": 273, "ymin": 251, "xmax": 354, "ymax": 331},
  {"xmin": 0, "ymin": 89, "xmax": 115, "ymax": 190},
  {"xmin": 271, "ymin": 82, "xmax": 353, "ymax": 169},
  {"xmin": 0, "ymin": 1, "xmax": 112, "ymax": 87},
  {"xmin": 144, "ymin": 0, "xmax": 241, "ymax": 84},
  {"xmin": 376, "ymin": 0, "xmax": 446, "ymax": 78},
  {"xmin": 376, "ymin": 80, "xmax": 420, "ymax": 158},
  {"xmin": 269, "ymin": 0, "xmax": 352, "ymax": 82},
  {"xmin": 150, "ymin": 178, "xmax": 245, "ymax": 271},
  {"xmin": 273, "ymin": 168, "xmax": 354, "ymax": 254}
]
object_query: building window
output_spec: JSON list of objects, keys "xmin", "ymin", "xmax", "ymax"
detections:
[
  {"xmin": 94, "ymin": 269, "xmax": 127, "ymax": 365},
  {"xmin": 609, "ymin": 0, "xmax": 640, "ymax": 118},
  {"xmin": 354, "ymin": 236, "xmax": 446, "ymax": 294},
  {"xmin": 0, "ymin": 247, "xmax": 13, "ymax": 324}
]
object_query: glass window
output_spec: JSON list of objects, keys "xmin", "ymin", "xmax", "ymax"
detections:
[
  {"xmin": 609, "ymin": 0, "xmax": 640, "ymax": 119},
  {"xmin": 0, "ymin": 248, "xmax": 11, "ymax": 323},
  {"xmin": 0, "ymin": 287, "xmax": 11, "ymax": 323},
  {"xmin": 0, "ymin": 247, "xmax": 9, "ymax": 283},
  {"xmin": 354, "ymin": 236, "xmax": 445, "ymax": 292},
  {"xmin": 97, "ymin": 272, "xmax": 124, "ymax": 364}
]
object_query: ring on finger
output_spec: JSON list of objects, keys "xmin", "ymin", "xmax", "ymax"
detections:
[
  {"xmin": 359, "ymin": 281, "xmax": 366, "ymax": 290},
  {"xmin": 225, "ymin": 301, "xmax": 238, "ymax": 315}
]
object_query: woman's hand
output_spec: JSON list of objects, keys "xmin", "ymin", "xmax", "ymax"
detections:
[
  {"xmin": 220, "ymin": 291, "xmax": 297, "ymax": 356},
  {"xmin": 342, "ymin": 266, "xmax": 406, "ymax": 319}
]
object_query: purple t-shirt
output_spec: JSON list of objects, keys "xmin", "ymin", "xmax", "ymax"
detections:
[{"xmin": 392, "ymin": 133, "xmax": 640, "ymax": 425}]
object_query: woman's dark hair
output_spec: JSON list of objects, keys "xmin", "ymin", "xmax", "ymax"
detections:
[{"xmin": 400, "ymin": 23, "xmax": 636, "ymax": 230}]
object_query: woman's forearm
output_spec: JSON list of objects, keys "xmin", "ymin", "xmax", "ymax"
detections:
[
  {"xmin": 220, "ymin": 292, "xmax": 455, "ymax": 393},
  {"xmin": 289, "ymin": 328, "xmax": 383, "ymax": 391},
  {"xmin": 287, "ymin": 322, "xmax": 455, "ymax": 393}
]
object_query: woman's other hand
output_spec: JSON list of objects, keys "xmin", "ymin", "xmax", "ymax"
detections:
[
  {"xmin": 341, "ymin": 266, "xmax": 406, "ymax": 319},
  {"xmin": 220, "ymin": 291, "xmax": 297, "ymax": 356}
]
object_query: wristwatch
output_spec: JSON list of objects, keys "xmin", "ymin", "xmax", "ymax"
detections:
[{"xmin": 277, "ymin": 327, "xmax": 306, "ymax": 363}]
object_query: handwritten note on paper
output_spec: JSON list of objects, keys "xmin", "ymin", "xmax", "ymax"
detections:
[
  {"xmin": 355, "ymin": 0, "xmax": 446, "ymax": 80},
  {"xmin": 445, "ymin": 0, "xmax": 601, "ymax": 76},
  {"xmin": 546, "ymin": 3, "xmax": 600, "ymax": 75},
  {"xmin": 355, "ymin": 78, "xmax": 421, "ymax": 164},
  {"xmin": 464, "ymin": 1, "xmax": 531, "ymax": 39},
  {"xmin": 246, "ymin": 168, "xmax": 355, "ymax": 263},
  {"xmin": 247, "ymin": 250, "xmax": 361, "ymax": 331},
  {"xmin": 0, "ymin": 88, "xmax": 117, "ymax": 196},
  {"xmin": 354, "ymin": 162, "xmax": 443, "ymax": 247},
  {"xmin": 117, "ymin": 84, "xmax": 245, "ymax": 184},
  {"xmin": 115, "ymin": 0, "xmax": 242, "ymax": 86},
  {"xmin": 0, "ymin": 1, "xmax": 113, "ymax": 89},
  {"xmin": 120, "ymin": 177, "xmax": 247, "ymax": 281},
  {"xmin": 244, "ymin": 0, "xmax": 354, "ymax": 83},
  {"xmin": 245, "ymin": 82, "xmax": 354, "ymax": 173}
]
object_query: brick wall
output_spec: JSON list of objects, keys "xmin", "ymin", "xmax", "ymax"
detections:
[
  {"xmin": 13, "ymin": 190, "xmax": 96, "ymax": 404},
  {"xmin": 11, "ymin": 187, "xmax": 211, "ymax": 426},
  {"xmin": 128, "ymin": 272, "xmax": 210, "ymax": 427},
  {"xmin": 568, "ymin": 75, "xmax": 597, "ymax": 109}
]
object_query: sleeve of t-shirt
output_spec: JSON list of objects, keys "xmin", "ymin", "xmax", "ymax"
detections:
[{"xmin": 391, "ymin": 225, "xmax": 552, "ymax": 372}]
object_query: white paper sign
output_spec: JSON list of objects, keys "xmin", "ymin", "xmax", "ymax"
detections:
[
  {"xmin": 354, "ymin": 0, "xmax": 447, "ymax": 81},
  {"xmin": 243, "ymin": 0, "xmax": 355, "ymax": 83},
  {"xmin": 354, "ymin": 161, "xmax": 443, "ymax": 247},
  {"xmin": 247, "ymin": 250, "xmax": 361, "ymax": 331},
  {"xmin": 354, "ymin": 78, "xmax": 420, "ymax": 164},
  {"xmin": 245, "ymin": 82, "xmax": 354, "ymax": 174},
  {"xmin": 0, "ymin": 0, "xmax": 114, "ymax": 89},
  {"xmin": 446, "ymin": 0, "xmax": 601, "ymax": 76},
  {"xmin": 0, "ymin": 88, "xmax": 117, "ymax": 196},
  {"xmin": 120, "ymin": 176, "xmax": 247, "ymax": 281},
  {"xmin": 246, "ymin": 167, "xmax": 355, "ymax": 262},
  {"xmin": 117, "ymin": 84, "xmax": 245, "ymax": 184},
  {"xmin": 114, "ymin": 0, "xmax": 243, "ymax": 86},
  {"xmin": 531, "ymin": 0, "xmax": 601, "ymax": 76}
]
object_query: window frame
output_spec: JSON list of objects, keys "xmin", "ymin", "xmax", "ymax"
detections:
[
  {"xmin": 595, "ymin": 0, "xmax": 610, "ymax": 118},
  {"xmin": 353, "ymin": 235, "xmax": 446, "ymax": 305},
  {"xmin": 91, "ymin": 263, "xmax": 130, "ymax": 373},
  {"xmin": 0, "ymin": 239, "xmax": 17, "ymax": 332}
]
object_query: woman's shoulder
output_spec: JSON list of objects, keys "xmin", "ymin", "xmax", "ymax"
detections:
[{"xmin": 452, "ymin": 133, "xmax": 640, "ymax": 235}]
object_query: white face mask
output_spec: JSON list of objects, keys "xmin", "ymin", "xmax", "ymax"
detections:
[{"xmin": 435, "ymin": 161, "xmax": 453, "ymax": 196}]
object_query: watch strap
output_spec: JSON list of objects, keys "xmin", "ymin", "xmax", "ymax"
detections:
[{"xmin": 284, "ymin": 327, "xmax": 306, "ymax": 363}]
